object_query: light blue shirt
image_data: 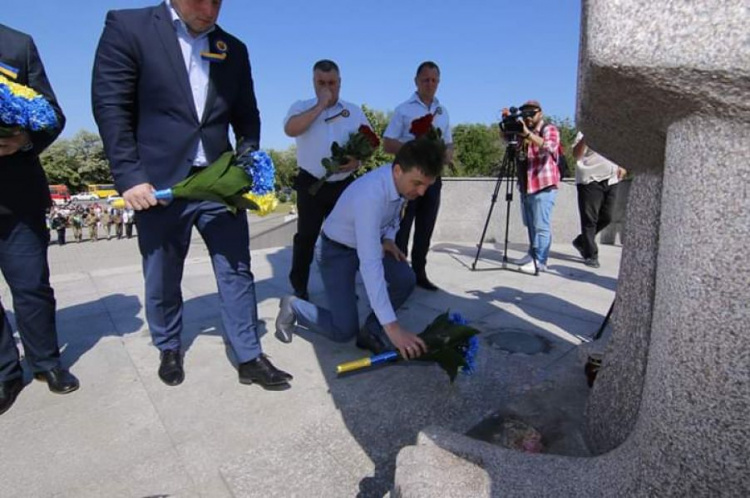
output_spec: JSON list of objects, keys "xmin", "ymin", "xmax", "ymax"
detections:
[
  {"xmin": 168, "ymin": 0, "xmax": 212, "ymax": 166},
  {"xmin": 322, "ymin": 164, "xmax": 406, "ymax": 325},
  {"xmin": 383, "ymin": 92, "xmax": 453, "ymax": 145},
  {"xmin": 284, "ymin": 98, "xmax": 371, "ymax": 181}
]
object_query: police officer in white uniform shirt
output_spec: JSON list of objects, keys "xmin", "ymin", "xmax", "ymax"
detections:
[
  {"xmin": 284, "ymin": 59, "xmax": 372, "ymax": 300},
  {"xmin": 383, "ymin": 61, "xmax": 453, "ymax": 292}
]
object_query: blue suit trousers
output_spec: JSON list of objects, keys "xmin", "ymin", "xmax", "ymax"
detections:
[
  {"xmin": 0, "ymin": 213, "xmax": 61, "ymax": 381},
  {"xmin": 135, "ymin": 200, "xmax": 261, "ymax": 363},
  {"xmin": 290, "ymin": 237, "xmax": 416, "ymax": 343}
]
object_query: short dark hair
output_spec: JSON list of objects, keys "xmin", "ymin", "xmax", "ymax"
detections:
[
  {"xmin": 416, "ymin": 61, "xmax": 440, "ymax": 77},
  {"xmin": 394, "ymin": 139, "xmax": 445, "ymax": 178},
  {"xmin": 313, "ymin": 59, "xmax": 339, "ymax": 73}
]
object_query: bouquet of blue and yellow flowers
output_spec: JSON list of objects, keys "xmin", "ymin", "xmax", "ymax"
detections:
[
  {"xmin": 0, "ymin": 74, "xmax": 59, "ymax": 137},
  {"xmin": 337, "ymin": 311, "xmax": 480, "ymax": 382},
  {"xmin": 112, "ymin": 145, "xmax": 279, "ymax": 216}
]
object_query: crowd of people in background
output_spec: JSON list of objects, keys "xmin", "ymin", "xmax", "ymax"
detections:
[{"xmin": 47, "ymin": 202, "xmax": 136, "ymax": 245}]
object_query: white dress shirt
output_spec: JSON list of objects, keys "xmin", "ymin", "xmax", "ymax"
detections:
[
  {"xmin": 168, "ymin": 0, "xmax": 212, "ymax": 166},
  {"xmin": 576, "ymin": 148, "xmax": 621, "ymax": 186},
  {"xmin": 322, "ymin": 164, "xmax": 406, "ymax": 325},
  {"xmin": 383, "ymin": 92, "xmax": 453, "ymax": 145},
  {"xmin": 284, "ymin": 98, "xmax": 371, "ymax": 181}
]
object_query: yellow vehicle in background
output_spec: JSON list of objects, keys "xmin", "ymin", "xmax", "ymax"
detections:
[{"xmin": 87, "ymin": 184, "xmax": 118, "ymax": 199}]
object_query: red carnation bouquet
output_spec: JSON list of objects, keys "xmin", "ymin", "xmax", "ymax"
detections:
[
  {"xmin": 409, "ymin": 113, "xmax": 443, "ymax": 141},
  {"xmin": 309, "ymin": 125, "xmax": 381, "ymax": 195}
]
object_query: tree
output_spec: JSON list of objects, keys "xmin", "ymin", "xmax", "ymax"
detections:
[
  {"xmin": 40, "ymin": 130, "xmax": 113, "ymax": 191},
  {"xmin": 451, "ymin": 124, "xmax": 504, "ymax": 177},
  {"xmin": 269, "ymin": 146, "xmax": 298, "ymax": 189},
  {"xmin": 546, "ymin": 115, "xmax": 577, "ymax": 171}
]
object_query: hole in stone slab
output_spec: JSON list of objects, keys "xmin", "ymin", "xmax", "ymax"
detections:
[{"xmin": 485, "ymin": 328, "xmax": 552, "ymax": 355}]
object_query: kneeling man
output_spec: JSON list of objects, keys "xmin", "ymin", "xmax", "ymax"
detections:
[{"xmin": 275, "ymin": 139, "xmax": 445, "ymax": 360}]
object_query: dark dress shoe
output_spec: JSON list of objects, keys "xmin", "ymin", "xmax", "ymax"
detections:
[
  {"xmin": 158, "ymin": 350, "xmax": 184, "ymax": 386},
  {"xmin": 238, "ymin": 355, "xmax": 292, "ymax": 389},
  {"xmin": 0, "ymin": 378, "xmax": 24, "ymax": 416},
  {"xmin": 34, "ymin": 368, "xmax": 79, "ymax": 394},
  {"xmin": 355, "ymin": 331, "xmax": 389, "ymax": 355},
  {"xmin": 416, "ymin": 274, "xmax": 439, "ymax": 291}
]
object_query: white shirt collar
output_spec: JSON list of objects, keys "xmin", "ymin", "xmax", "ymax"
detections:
[{"xmin": 408, "ymin": 92, "xmax": 440, "ymax": 109}]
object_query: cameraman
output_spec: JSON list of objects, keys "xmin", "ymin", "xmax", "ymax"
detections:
[{"xmin": 515, "ymin": 100, "xmax": 560, "ymax": 274}]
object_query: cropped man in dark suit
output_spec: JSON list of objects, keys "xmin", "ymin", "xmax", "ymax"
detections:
[
  {"xmin": 0, "ymin": 23, "xmax": 79, "ymax": 416},
  {"xmin": 92, "ymin": 0, "xmax": 292, "ymax": 389}
]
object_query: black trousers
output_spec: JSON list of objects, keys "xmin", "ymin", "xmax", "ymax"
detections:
[
  {"xmin": 575, "ymin": 180, "xmax": 619, "ymax": 258},
  {"xmin": 0, "ymin": 213, "xmax": 60, "ymax": 381},
  {"xmin": 289, "ymin": 170, "xmax": 353, "ymax": 296},
  {"xmin": 396, "ymin": 177, "xmax": 442, "ymax": 275}
]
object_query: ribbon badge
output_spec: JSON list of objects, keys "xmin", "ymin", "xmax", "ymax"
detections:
[
  {"xmin": 0, "ymin": 61, "xmax": 19, "ymax": 80},
  {"xmin": 324, "ymin": 109, "xmax": 350, "ymax": 123},
  {"xmin": 200, "ymin": 39, "xmax": 228, "ymax": 63},
  {"xmin": 434, "ymin": 106, "xmax": 443, "ymax": 115}
]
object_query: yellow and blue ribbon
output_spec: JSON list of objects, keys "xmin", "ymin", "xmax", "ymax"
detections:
[
  {"xmin": 0, "ymin": 62, "xmax": 19, "ymax": 80},
  {"xmin": 336, "ymin": 351, "xmax": 399, "ymax": 375}
]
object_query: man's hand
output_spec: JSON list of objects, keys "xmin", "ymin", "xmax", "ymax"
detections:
[
  {"xmin": 123, "ymin": 183, "xmax": 158, "ymax": 211},
  {"xmin": 0, "ymin": 131, "xmax": 31, "ymax": 157},
  {"xmin": 384, "ymin": 322, "xmax": 427, "ymax": 360},
  {"xmin": 316, "ymin": 87, "xmax": 334, "ymax": 109},
  {"xmin": 382, "ymin": 239, "xmax": 406, "ymax": 261},
  {"xmin": 617, "ymin": 167, "xmax": 628, "ymax": 180},
  {"xmin": 338, "ymin": 156, "xmax": 360, "ymax": 173}
]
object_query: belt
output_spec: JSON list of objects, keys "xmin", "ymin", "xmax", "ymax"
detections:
[
  {"xmin": 321, "ymin": 232, "xmax": 354, "ymax": 251},
  {"xmin": 300, "ymin": 169, "xmax": 351, "ymax": 184}
]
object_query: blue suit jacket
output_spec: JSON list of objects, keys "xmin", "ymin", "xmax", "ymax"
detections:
[
  {"xmin": 91, "ymin": 3, "xmax": 260, "ymax": 193},
  {"xmin": 0, "ymin": 24, "xmax": 65, "ymax": 216}
]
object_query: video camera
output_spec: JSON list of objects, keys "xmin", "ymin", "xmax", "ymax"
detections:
[{"xmin": 499, "ymin": 107, "xmax": 536, "ymax": 136}]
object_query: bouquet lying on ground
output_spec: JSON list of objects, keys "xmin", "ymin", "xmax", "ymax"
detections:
[
  {"xmin": 337, "ymin": 311, "xmax": 480, "ymax": 382},
  {"xmin": 308, "ymin": 124, "xmax": 380, "ymax": 195},
  {"xmin": 0, "ymin": 74, "xmax": 60, "ymax": 137},
  {"xmin": 112, "ymin": 144, "xmax": 279, "ymax": 216},
  {"xmin": 409, "ymin": 113, "xmax": 443, "ymax": 142}
]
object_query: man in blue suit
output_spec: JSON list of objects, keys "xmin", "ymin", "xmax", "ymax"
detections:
[
  {"xmin": 92, "ymin": 0, "xmax": 292, "ymax": 389},
  {"xmin": 0, "ymin": 23, "xmax": 79, "ymax": 416}
]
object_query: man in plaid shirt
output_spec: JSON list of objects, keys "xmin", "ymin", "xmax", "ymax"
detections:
[{"xmin": 516, "ymin": 100, "xmax": 561, "ymax": 274}]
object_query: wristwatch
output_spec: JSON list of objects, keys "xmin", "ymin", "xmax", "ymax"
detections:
[{"xmin": 20, "ymin": 140, "xmax": 33, "ymax": 152}]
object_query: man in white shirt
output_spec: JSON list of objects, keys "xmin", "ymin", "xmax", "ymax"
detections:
[
  {"xmin": 274, "ymin": 139, "xmax": 445, "ymax": 359},
  {"xmin": 383, "ymin": 61, "xmax": 453, "ymax": 292},
  {"xmin": 571, "ymin": 132, "xmax": 627, "ymax": 268},
  {"xmin": 284, "ymin": 60, "xmax": 372, "ymax": 301}
]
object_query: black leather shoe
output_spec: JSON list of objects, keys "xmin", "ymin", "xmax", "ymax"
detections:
[
  {"xmin": 34, "ymin": 367, "xmax": 79, "ymax": 394},
  {"xmin": 0, "ymin": 378, "xmax": 24, "ymax": 416},
  {"xmin": 158, "ymin": 350, "xmax": 184, "ymax": 386},
  {"xmin": 416, "ymin": 274, "xmax": 439, "ymax": 291},
  {"xmin": 584, "ymin": 257, "xmax": 601, "ymax": 268},
  {"xmin": 355, "ymin": 331, "xmax": 389, "ymax": 355},
  {"xmin": 238, "ymin": 355, "xmax": 292, "ymax": 389}
]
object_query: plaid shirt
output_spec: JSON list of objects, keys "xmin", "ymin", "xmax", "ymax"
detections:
[{"xmin": 520, "ymin": 122, "xmax": 560, "ymax": 194}]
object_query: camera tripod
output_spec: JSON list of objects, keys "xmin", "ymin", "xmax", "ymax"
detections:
[{"xmin": 470, "ymin": 136, "xmax": 539, "ymax": 275}]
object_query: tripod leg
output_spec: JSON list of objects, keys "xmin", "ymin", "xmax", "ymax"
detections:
[{"xmin": 471, "ymin": 153, "xmax": 511, "ymax": 270}]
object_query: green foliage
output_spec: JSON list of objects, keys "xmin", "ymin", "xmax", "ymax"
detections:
[
  {"xmin": 452, "ymin": 123, "xmax": 504, "ymax": 177},
  {"xmin": 545, "ymin": 115, "xmax": 577, "ymax": 172},
  {"xmin": 360, "ymin": 104, "xmax": 393, "ymax": 174},
  {"xmin": 40, "ymin": 130, "xmax": 113, "ymax": 191},
  {"xmin": 268, "ymin": 146, "xmax": 298, "ymax": 189}
]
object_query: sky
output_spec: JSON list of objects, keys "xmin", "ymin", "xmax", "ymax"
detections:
[{"xmin": 3, "ymin": 0, "xmax": 582, "ymax": 150}]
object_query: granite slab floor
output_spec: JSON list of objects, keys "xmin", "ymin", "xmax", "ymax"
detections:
[{"xmin": 0, "ymin": 232, "xmax": 620, "ymax": 498}]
